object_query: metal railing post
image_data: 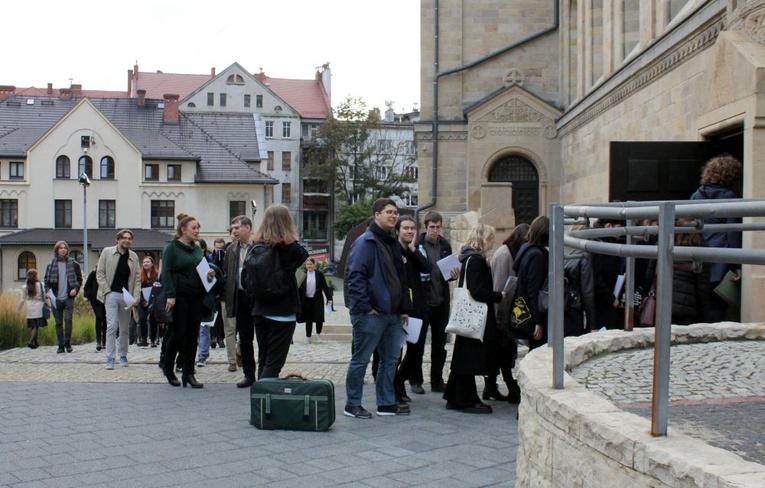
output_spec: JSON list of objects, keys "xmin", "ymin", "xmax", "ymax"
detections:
[
  {"xmin": 624, "ymin": 218, "xmax": 635, "ymax": 331},
  {"xmin": 550, "ymin": 204, "xmax": 565, "ymax": 389},
  {"xmin": 651, "ymin": 202, "xmax": 674, "ymax": 436}
]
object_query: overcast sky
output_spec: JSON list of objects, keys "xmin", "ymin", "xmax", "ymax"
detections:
[{"xmin": 2, "ymin": 0, "xmax": 421, "ymax": 113}]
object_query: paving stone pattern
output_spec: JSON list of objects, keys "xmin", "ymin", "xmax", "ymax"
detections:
[{"xmin": 571, "ymin": 340, "xmax": 765, "ymax": 465}]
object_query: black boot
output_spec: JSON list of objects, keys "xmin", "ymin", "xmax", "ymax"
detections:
[
  {"xmin": 482, "ymin": 376, "xmax": 509, "ymax": 401},
  {"xmin": 506, "ymin": 377, "xmax": 521, "ymax": 404},
  {"xmin": 163, "ymin": 369, "xmax": 181, "ymax": 387},
  {"xmin": 182, "ymin": 374, "xmax": 203, "ymax": 389}
]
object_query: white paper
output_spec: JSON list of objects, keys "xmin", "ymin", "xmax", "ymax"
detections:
[
  {"xmin": 196, "ymin": 258, "xmax": 217, "ymax": 292},
  {"xmin": 122, "ymin": 287, "xmax": 136, "ymax": 309},
  {"xmin": 325, "ymin": 303, "xmax": 333, "ymax": 315},
  {"xmin": 141, "ymin": 286, "xmax": 152, "ymax": 303},
  {"xmin": 47, "ymin": 288, "xmax": 57, "ymax": 304},
  {"xmin": 404, "ymin": 317, "xmax": 423, "ymax": 345},
  {"xmin": 436, "ymin": 253, "xmax": 461, "ymax": 281},
  {"xmin": 613, "ymin": 274, "xmax": 625, "ymax": 299},
  {"xmin": 503, "ymin": 275, "xmax": 518, "ymax": 293}
]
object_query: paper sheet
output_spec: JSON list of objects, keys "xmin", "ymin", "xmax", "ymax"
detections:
[
  {"xmin": 613, "ymin": 274, "xmax": 625, "ymax": 299},
  {"xmin": 404, "ymin": 317, "xmax": 423, "ymax": 345},
  {"xmin": 325, "ymin": 303, "xmax": 333, "ymax": 315},
  {"xmin": 436, "ymin": 253, "xmax": 461, "ymax": 281},
  {"xmin": 122, "ymin": 287, "xmax": 136, "ymax": 309},
  {"xmin": 141, "ymin": 286, "xmax": 152, "ymax": 303},
  {"xmin": 196, "ymin": 258, "xmax": 217, "ymax": 292}
]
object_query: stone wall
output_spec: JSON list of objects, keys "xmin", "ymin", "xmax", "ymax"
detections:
[{"xmin": 516, "ymin": 323, "xmax": 765, "ymax": 487}]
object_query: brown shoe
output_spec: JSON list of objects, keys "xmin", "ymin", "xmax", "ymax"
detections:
[{"xmin": 228, "ymin": 363, "xmax": 237, "ymax": 372}]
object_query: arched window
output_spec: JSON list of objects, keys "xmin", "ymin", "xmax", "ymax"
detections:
[
  {"xmin": 226, "ymin": 74, "xmax": 245, "ymax": 85},
  {"xmin": 56, "ymin": 155, "xmax": 71, "ymax": 179},
  {"xmin": 78, "ymin": 156, "xmax": 93, "ymax": 178},
  {"xmin": 17, "ymin": 251, "xmax": 36, "ymax": 280},
  {"xmin": 488, "ymin": 155, "xmax": 539, "ymax": 225},
  {"xmin": 187, "ymin": 102, "xmax": 196, "ymax": 108},
  {"xmin": 100, "ymin": 156, "xmax": 115, "ymax": 179}
]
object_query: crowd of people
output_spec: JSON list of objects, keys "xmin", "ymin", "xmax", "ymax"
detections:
[{"xmin": 15, "ymin": 154, "xmax": 743, "ymax": 416}]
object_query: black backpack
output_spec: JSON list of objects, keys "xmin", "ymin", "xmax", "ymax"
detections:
[{"xmin": 243, "ymin": 244, "xmax": 289, "ymax": 300}]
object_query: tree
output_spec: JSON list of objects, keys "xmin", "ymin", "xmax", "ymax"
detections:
[{"xmin": 306, "ymin": 97, "xmax": 417, "ymax": 207}]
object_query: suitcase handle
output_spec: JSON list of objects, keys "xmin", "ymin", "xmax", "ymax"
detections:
[{"xmin": 281, "ymin": 372, "xmax": 308, "ymax": 381}]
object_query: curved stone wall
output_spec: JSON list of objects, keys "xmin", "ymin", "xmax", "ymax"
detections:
[{"xmin": 516, "ymin": 323, "xmax": 765, "ymax": 487}]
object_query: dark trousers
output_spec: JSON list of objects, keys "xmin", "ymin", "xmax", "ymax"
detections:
[
  {"xmin": 235, "ymin": 290, "xmax": 256, "ymax": 379},
  {"xmin": 407, "ymin": 302, "xmax": 448, "ymax": 386},
  {"xmin": 254, "ymin": 315, "xmax": 295, "ymax": 379},
  {"xmin": 53, "ymin": 297, "xmax": 74, "ymax": 346},
  {"xmin": 212, "ymin": 300, "xmax": 225, "ymax": 344},
  {"xmin": 163, "ymin": 294, "xmax": 202, "ymax": 375},
  {"xmin": 90, "ymin": 300, "xmax": 106, "ymax": 345},
  {"xmin": 443, "ymin": 371, "xmax": 480, "ymax": 407},
  {"xmin": 138, "ymin": 305, "xmax": 158, "ymax": 344},
  {"xmin": 303, "ymin": 296, "xmax": 323, "ymax": 337}
]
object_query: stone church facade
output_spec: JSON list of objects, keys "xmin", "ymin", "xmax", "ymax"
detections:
[{"xmin": 415, "ymin": 0, "xmax": 765, "ymax": 321}]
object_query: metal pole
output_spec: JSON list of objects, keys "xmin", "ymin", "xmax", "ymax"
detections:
[
  {"xmin": 550, "ymin": 204, "xmax": 565, "ymax": 389},
  {"xmin": 624, "ymin": 218, "xmax": 635, "ymax": 331},
  {"xmin": 651, "ymin": 202, "xmax": 674, "ymax": 436},
  {"xmin": 82, "ymin": 182, "xmax": 88, "ymax": 276}
]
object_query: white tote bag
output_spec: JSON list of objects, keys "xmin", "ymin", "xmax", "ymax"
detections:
[{"xmin": 445, "ymin": 257, "xmax": 488, "ymax": 341}]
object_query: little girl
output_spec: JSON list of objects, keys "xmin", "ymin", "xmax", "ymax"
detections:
[{"xmin": 16, "ymin": 269, "xmax": 51, "ymax": 349}]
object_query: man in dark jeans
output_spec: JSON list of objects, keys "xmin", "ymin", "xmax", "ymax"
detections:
[
  {"xmin": 410, "ymin": 212, "xmax": 460, "ymax": 394},
  {"xmin": 44, "ymin": 241, "xmax": 83, "ymax": 354}
]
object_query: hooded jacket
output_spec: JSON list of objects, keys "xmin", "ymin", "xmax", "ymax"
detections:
[{"xmin": 689, "ymin": 184, "xmax": 742, "ymax": 282}]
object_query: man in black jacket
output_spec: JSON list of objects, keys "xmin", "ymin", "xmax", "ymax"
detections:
[{"xmin": 410, "ymin": 212, "xmax": 460, "ymax": 394}]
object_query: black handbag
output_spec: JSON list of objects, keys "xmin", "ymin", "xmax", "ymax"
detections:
[{"xmin": 148, "ymin": 282, "xmax": 173, "ymax": 324}]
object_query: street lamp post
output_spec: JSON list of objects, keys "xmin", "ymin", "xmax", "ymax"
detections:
[{"xmin": 79, "ymin": 173, "xmax": 91, "ymax": 274}]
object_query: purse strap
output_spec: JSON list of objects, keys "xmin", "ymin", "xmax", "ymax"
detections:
[{"xmin": 459, "ymin": 256, "xmax": 472, "ymax": 289}]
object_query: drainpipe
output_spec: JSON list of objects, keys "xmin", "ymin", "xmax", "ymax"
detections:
[{"xmin": 415, "ymin": 0, "xmax": 560, "ymax": 226}]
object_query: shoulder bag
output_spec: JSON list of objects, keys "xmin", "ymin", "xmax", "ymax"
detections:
[
  {"xmin": 638, "ymin": 277, "xmax": 656, "ymax": 327},
  {"xmin": 445, "ymin": 257, "xmax": 488, "ymax": 341},
  {"xmin": 40, "ymin": 282, "xmax": 51, "ymax": 320}
]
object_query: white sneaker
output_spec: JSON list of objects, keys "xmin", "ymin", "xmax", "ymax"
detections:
[
  {"xmin": 315, "ymin": 334, "xmax": 322, "ymax": 343},
  {"xmin": 305, "ymin": 337, "xmax": 311, "ymax": 345}
]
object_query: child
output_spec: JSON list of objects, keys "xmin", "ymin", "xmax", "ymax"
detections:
[{"xmin": 16, "ymin": 269, "xmax": 51, "ymax": 349}]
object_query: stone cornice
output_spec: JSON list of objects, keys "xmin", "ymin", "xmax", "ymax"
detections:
[{"xmin": 558, "ymin": 6, "xmax": 725, "ymax": 136}]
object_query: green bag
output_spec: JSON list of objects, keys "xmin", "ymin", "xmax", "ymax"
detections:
[{"xmin": 250, "ymin": 375, "xmax": 335, "ymax": 432}]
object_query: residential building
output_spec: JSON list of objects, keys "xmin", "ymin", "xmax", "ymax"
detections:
[{"xmin": 416, "ymin": 0, "xmax": 765, "ymax": 321}]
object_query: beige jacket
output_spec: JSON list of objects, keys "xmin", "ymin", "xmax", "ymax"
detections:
[
  {"xmin": 16, "ymin": 282, "xmax": 50, "ymax": 319},
  {"xmin": 95, "ymin": 246, "xmax": 141, "ymax": 304}
]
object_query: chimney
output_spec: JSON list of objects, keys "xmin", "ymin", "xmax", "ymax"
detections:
[
  {"xmin": 70, "ymin": 84, "xmax": 83, "ymax": 96},
  {"xmin": 211, "ymin": 67, "xmax": 216, "ymax": 77},
  {"xmin": 60, "ymin": 88, "xmax": 72, "ymax": 99},
  {"xmin": 137, "ymin": 89, "xmax": 146, "ymax": 106},
  {"xmin": 47, "ymin": 83, "xmax": 53, "ymax": 95},
  {"xmin": 255, "ymin": 71, "xmax": 267, "ymax": 83},
  {"xmin": 0, "ymin": 85, "xmax": 16, "ymax": 101},
  {"xmin": 163, "ymin": 94, "xmax": 180, "ymax": 124}
]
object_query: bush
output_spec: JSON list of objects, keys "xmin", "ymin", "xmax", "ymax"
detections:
[{"xmin": 0, "ymin": 292, "xmax": 96, "ymax": 351}]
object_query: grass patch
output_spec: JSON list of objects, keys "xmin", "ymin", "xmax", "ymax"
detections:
[{"xmin": 0, "ymin": 292, "xmax": 95, "ymax": 351}]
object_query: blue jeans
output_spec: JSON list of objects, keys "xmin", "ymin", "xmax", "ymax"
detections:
[
  {"xmin": 197, "ymin": 324, "xmax": 210, "ymax": 361},
  {"xmin": 345, "ymin": 313, "xmax": 402, "ymax": 407}
]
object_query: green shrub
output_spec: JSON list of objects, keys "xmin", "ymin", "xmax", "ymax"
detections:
[{"xmin": 0, "ymin": 293, "xmax": 96, "ymax": 351}]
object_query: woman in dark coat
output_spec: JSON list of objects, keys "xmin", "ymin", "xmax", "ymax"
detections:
[
  {"xmin": 512, "ymin": 216, "xmax": 549, "ymax": 350},
  {"xmin": 298, "ymin": 257, "xmax": 333, "ymax": 344},
  {"xmin": 443, "ymin": 223, "xmax": 505, "ymax": 414}
]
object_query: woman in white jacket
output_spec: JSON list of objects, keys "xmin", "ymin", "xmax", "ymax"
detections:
[{"xmin": 16, "ymin": 269, "xmax": 51, "ymax": 349}]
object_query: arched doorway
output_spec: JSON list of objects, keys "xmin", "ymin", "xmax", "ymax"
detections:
[{"xmin": 488, "ymin": 155, "xmax": 539, "ymax": 225}]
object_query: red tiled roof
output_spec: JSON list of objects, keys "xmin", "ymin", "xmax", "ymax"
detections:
[
  {"xmin": 265, "ymin": 77, "xmax": 331, "ymax": 119},
  {"xmin": 134, "ymin": 72, "xmax": 212, "ymax": 100},
  {"xmin": 11, "ymin": 86, "xmax": 129, "ymax": 98}
]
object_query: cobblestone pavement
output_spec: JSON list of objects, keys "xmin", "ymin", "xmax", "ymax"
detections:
[
  {"xmin": 0, "ymin": 329, "xmax": 520, "ymax": 487},
  {"xmin": 570, "ymin": 340, "xmax": 765, "ymax": 465}
]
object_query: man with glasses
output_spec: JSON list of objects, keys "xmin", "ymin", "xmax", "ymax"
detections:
[{"xmin": 344, "ymin": 198, "xmax": 411, "ymax": 418}]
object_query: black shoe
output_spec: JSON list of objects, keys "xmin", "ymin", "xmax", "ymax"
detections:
[
  {"xmin": 150, "ymin": 341, "xmax": 157, "ymax": 348},
  {"xmin": 96, "ymin": 342, "xmax": 103, "ymax": 351},
  {"xmin": 431, "ymin": 383, "xmax": 445, "ymax": 393},
  {"xmin": 182, "ymin": 374, "xmax": 203, "ymax": 389},
  {"xmin": 410, "ymin": 383, "xmax": 425, "ymax": 395},
  {"xmin": 445, "ymin": 401, "xmax": 466, "ymax": 410},
  {"xmin": 65, "ymin": 344, "xmax": 73, "ymax": 353},
  {"xmin": 465, "ymin": 402, "xmax": 493, "ymax": 414},
  {"xmin": 27, "ymin": 342, "xmax": 35, "ymax": 349},
  {"xmin": 56, "ymin": 346, "xmax": 65, "ymax": 354},
  {"xmin": 401, "ymin": 393, "xmax": 412, "ymax": 402},
  {"xmin": 482, "ymin": 386, "xmax": 509, "ymax": 401},
  {"xmin": 237, "ymin": 376, "xmax": 256, "ymax": 388},
  {"xmin": 164, "ymin": 371, "xmax": 181, "ymax": 387}
]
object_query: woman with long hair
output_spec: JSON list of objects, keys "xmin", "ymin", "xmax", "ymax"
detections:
[
  {"xmin": 138, "ymin": 255, "xmax": 160, "ymax": 347},
  {"xmin": 16, "ymin": 269, "xmax": 51, "ymax": 349},
  {"xmin": 250, "ymin": 204, "xmax": 308, "ymax": 379},
  {"xmin": 298, "ymin": 257, "xmax": 333, "ymax": 344},
  {"xmin": 160, "ymin": 214, "xmax": 218, "ymax": 388},
  {"xmin": 443, "ymin": 223, "xmax": 505, "ymax": 414},
  {"xmin": 512, "ymin": 215, "xmax": 550, "ymax": 350},
  {"xmin": 485, "ymin": 223, "xmax": 530, "ymax": 404}
]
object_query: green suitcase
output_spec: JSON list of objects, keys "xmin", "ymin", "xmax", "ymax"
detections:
[{"xmin": 250, "ymin": 375, "xmax": 335, "ymax": 432}]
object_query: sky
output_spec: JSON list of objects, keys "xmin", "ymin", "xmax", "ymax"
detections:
[{"xmin": 1, "ymin": 0, "xmax": 421, "ymax": 114}]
